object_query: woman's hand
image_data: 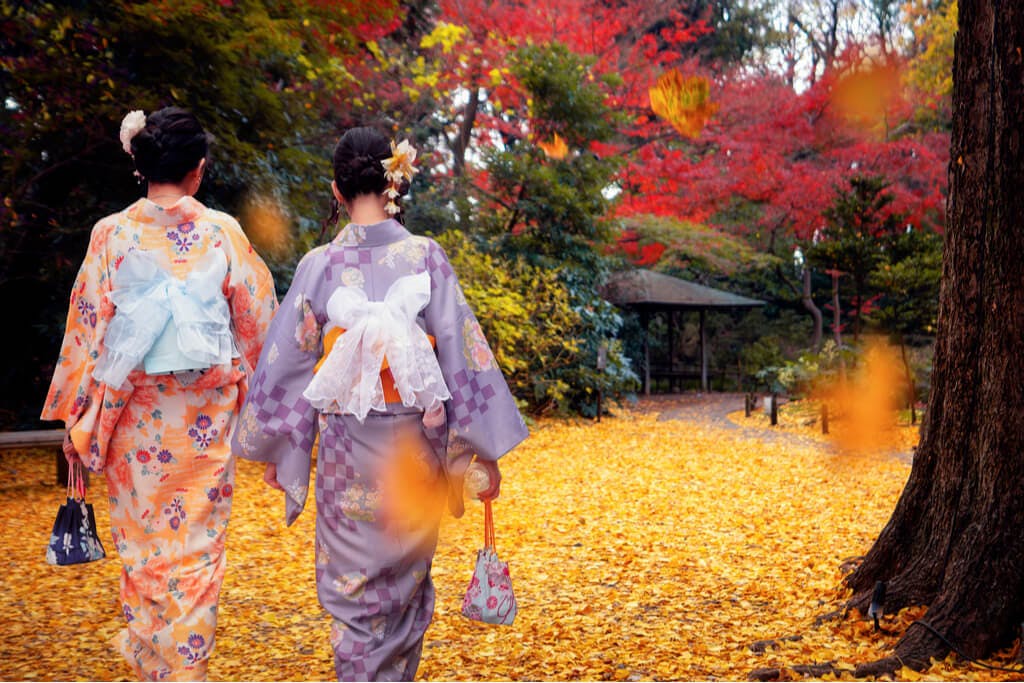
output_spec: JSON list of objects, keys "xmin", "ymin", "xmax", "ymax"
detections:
[
  {"xmin": 62, "ymin": 430, "xmax": 80, "ymax": 465},
  {"xmin": 264, "ymin": 462, "xmax": 284, "ymax": 491},
  {"xmin": 475, "ymin": 459, "xmax": 502, "ymax": 501}
]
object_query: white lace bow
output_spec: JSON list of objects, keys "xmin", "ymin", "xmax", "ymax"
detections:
[
  {"xmin": 303, "ymin": 271, "xmax": 451, "ymax": 421},
  {"xmin": 93, "ymin": 249, "xmax": 233, "ymax": 388}
]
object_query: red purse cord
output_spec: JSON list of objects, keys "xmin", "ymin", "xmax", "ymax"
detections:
[
  {"xmin": 67, "ymin": 461, "xmax": 86, "ymax": 500},
  {"xmin": 484, "ymin": 499, "xmax": 496, "ymax": 551}
]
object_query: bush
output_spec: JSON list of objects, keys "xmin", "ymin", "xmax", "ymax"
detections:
[
  {"xmin": 757, "ymin": 340, "xmax": 855, "ymax": 396},
  {"xmin": 436, "ymin": 230, "xmax": 638, "ymax": 415}
]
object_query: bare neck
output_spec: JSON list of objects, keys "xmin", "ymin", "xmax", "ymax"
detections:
[
  {"xmin": 147, "ymin": 182, "xmax": 192, "ymax": 208},
  {"xmin": 346, "ymin": 194, "xmax": 389, "ymax": 225}
]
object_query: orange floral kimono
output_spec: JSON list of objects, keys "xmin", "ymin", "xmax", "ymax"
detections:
[{"xmin": 42, "ymin": 197, "xmax": 277, "ymax": 681}]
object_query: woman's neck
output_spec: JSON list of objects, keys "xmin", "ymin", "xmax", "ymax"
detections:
[
  {"xmin": 346, "ymin": 194, "xmax": 389, "ymax": 225},
  {"xmin": 147, "ymin": 182, "xmax": 191, "ymax": 208}
]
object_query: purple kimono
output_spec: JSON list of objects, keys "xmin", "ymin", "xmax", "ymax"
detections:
[{"xmin": 232, "ymin": 218, "xmax": 528, "ymax": 681}]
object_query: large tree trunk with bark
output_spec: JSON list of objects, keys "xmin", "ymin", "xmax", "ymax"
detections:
[{"xmin": 845, "ymin": 0, "xmax": 1024, "ymax": 673}]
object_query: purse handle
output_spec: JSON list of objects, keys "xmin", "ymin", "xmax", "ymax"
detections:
[
  {"xmin": 67, "ymin": 461, "xmax": 86, "ymax": 501},
  {"xmin": 484, "ymin": 499, "xmax": 496, "ymax": 551}
]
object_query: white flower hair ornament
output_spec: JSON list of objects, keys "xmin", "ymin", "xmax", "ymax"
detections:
[
  {"xmin": 381, "ymin": 139, "xmax": 418, "ymax": 216},
  {"xmin": 119, "ymin": 110, "xmax": 147, "ymax": 155}
]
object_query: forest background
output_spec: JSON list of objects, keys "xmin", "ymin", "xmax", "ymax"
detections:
[{"xmin": 0, "ymin": 0, "xmax": 956, "ymax": 427}]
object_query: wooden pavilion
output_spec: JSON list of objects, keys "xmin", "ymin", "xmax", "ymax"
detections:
[{"xmin": 601, "ymin": 268, "xmax": 766, "ymax": 394}]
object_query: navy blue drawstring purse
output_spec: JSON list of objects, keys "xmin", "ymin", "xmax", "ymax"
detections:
[{"xmin": 46, "ymin": 462, "xmax": 106, "ymax": 566}]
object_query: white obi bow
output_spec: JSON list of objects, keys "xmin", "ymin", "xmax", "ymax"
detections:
[
  {"xmin": 303, "ymin": 271, "xmax": 451, "ymax": 422},
  {"xmin": 93, "ymin": 249, "xmax": 234, "ymax": 389}
]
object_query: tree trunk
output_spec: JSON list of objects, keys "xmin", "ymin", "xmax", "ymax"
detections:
[
  {"xmin": 801, "ymin": 267, "xmax": 823, "ymax": 351},
  {"xmin": 845, "ymin": 0, "xmax": 1024, "ymax": 671},
  {"xmin": 450, "ymin": 86, "xmax": 480, "ymax": 177},
  {"xmin": 830, "ymin": 270, "xmax": 847, "ymax": 383}
]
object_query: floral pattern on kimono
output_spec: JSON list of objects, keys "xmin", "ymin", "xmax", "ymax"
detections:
[
  {"xmin": 232, "ymin": 218, "xmax": 528, "ymax": 681},
  {"xmin": 42, "ymin": 196, "xmax": 277, "ymax": 681}
]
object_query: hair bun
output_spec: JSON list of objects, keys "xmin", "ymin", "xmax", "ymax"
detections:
[
  {"xmin": 128, "ymin": 107, "xmax": 209, "ymax": 184},
  {"xmin": 350, "ymin": 153, "xmax": 381, "ymax": 172},
  {"xmin": 331, "ymin": 127, "xmax": 392, "ymax": 201}
]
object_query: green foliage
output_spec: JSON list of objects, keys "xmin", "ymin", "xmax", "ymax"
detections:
[
  {"xmin": 692, "ymin": 0, "xmax": 788, "ymax": 67},
  {"xmin": 512, "ymin": 43, "xmax": 618, "ymax": 146},
  {"xmin": 740, "ymin": 336, "xmax": 787, "ymax": 389},
  {"xmin": 433, "ymin": 230, "xmax": 585, "ymax": 415},
  {"xmin": 808, "ymin": 175, "xmax": 905, "ymax": 276},
  {"xmin": 479, "ymin": 44, "xmax": 622, "ymax": 283},
  {"xmin": 757, "ymin": 340, "xmax": 854, "ymax": 396},
  {"xmin": 805, "ymin": 175, "xmax": 907, "ymax": 339},
  {"xmin": 496, "ymin": 43, "xmax": 638, "ymax": 412},
  {"xmin": 484, "ymin": 146, "xmax": 619, "ymax": 277},
  {"xmin": 0, "ymin": 0, "xmax": 397, "ymax": 427},
  {"xmin": 622, "ymin": 214, "xmax": 777, "ymax": 276},
  {"xmin": 869, "ymin": 228, "xmax": 943, "ymax": 338}
]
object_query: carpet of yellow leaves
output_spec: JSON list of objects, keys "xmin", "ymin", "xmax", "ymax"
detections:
[{"xmin": 2, "ymin": 396, "xmax": 1022, "ymax": 681}]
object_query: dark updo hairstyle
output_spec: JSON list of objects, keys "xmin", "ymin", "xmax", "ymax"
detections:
[
  {"xmin": 320, "ymin": 126, "xmax": 409, "ymax": 240},
  {"xmin": 331, "ymin": 126, "xmax": 392, "ymax": 201},
  {"xmin": 130, "ymin": 107, "xmax": 211, "ymax": 184}
]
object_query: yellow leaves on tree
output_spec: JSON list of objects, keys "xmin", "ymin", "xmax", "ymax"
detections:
[{"xmin": 648, "ymin": 70, "xmax": 718, "ymax": 139}]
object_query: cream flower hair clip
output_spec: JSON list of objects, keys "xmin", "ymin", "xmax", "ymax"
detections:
[
  {"xmin": 381, "ymin": 139, "xmax": 418, "ymax": 216},
  {"xmin": 119, "ymin": 110, "xmax": 147, "ymax": 155}
]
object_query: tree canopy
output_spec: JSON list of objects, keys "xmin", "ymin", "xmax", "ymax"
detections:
[{"xmin": 2, "ymin": 0, "xmax": 956, "ymax": 426}]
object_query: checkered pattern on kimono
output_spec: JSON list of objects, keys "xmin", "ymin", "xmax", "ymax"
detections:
[
  {"xmin": 326, "ymin": 246, "xmax": 372, "ymax": 281},
  {"xmin": 316, "ymin": 427, "xmax": 355, "ymax": 504},
  {"xmin": 316, "ymin": 423, "xmax": 357, "ymax": 532},
  {"xmin": 422, "ymin": 422, "xmax": 447, "ymax": 456},
  {"xmin": 448, "ymin": 369, "xmax": 497, "ymax": 429},
  {"xmin": 248, "ymin": 378, "xmax": 317, "ymax": 452},
  {"xmin": 333, "ymin": 638, "xmax": 369, "ymax": 678},
  {"xmin": 427, "ymin": 244, "xmax": 454, "ymax": 279},
  {"xmin": 364, "ymin": 568, "xmax": 403, "ymax": 616}
]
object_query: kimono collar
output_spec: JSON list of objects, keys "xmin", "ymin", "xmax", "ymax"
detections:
[
  {"xmin": 125, "ymin": 196, "xmax": 206, "ymax": 227},
  {"xmin": 334, "ymin": 219, "xmax": 410, "ymax": 247}
]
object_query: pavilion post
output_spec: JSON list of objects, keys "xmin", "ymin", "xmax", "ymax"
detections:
[
  {"xmin": 699, "ymin": 308, "xmax": 708, "ymax": 392},
  {"xmin": 668, "ymin": 310, "xmax": 676, "ymax": 384},
  {"xmin": 642, "ymin": 310, "xmax": 651, "ymax": 396}
]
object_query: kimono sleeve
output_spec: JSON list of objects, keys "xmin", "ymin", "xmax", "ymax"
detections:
[
  {"xmin": 221, "ymin": 219, "xmax": 278, "ymax": 375},
  {"xmin": 41, "ymin": 220, "xmax": 114, "ymax": 427},
  {"xmin": 423, "ymin": 240, "xmax": 529, "ymax": 470},
  {"xmin": 231, "ymin": 249, "xmax": 324, "ymax": 526}
]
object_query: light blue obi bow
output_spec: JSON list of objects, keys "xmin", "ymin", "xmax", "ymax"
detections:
[{"xmin": 93, "ymin": 249, "xmax": 234, "ymax": 389}]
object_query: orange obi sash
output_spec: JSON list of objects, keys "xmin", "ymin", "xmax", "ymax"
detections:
[{"xmin": 315, "ymin": 327, "xmax": 437, "ymax": 406}]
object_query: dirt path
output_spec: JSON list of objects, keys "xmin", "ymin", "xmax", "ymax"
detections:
[{"xmin": 635, "ymin": 392, "xmax": 914, "ymax": 462}]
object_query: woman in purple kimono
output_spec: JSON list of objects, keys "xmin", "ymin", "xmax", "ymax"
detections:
[{"xmin": 231, "ymin": 127, "xmax": 528, "ymax": 680}]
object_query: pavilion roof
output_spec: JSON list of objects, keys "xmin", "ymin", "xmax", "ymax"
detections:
[{"xmin": 601, "ymin": 268, "xmax": 766, "ymax": 309}]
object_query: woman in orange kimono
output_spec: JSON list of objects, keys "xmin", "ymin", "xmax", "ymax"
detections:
[{"xmin": 41, "ymin": 107, "xmax": 277, "ymax": 681}]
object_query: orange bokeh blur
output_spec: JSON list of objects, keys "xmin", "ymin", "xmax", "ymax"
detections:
[
  {"xmin": 831, "ymin": 64, "xmax": 902, "ymax": 130},
  {"xmin": 818, "ymin": 341, "xmax": 906, "ymax": 455},
  {"xmin": 238, "ymin": 193, "xmax": 293, "ymax": 259},
  {"xmin": 377, "ymin": 433, "xmax": 447, "ymax": 557}
]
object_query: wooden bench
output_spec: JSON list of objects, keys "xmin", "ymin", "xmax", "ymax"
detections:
[{"xmin": 0, "ymin": 429, "xmax": 69, "ymax": 484}]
